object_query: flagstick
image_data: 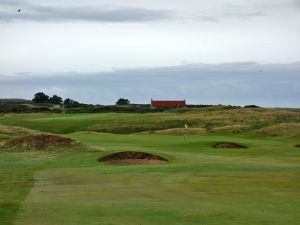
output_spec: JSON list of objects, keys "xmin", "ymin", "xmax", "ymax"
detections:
[{"xmin": 184, "ymin": 124, "xmax": 188, "ymax": 143}]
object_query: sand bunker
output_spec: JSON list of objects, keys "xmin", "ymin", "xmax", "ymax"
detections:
[
  {"xmin": 100, "ymin": 151, "xmax": 168, "ymax": 164},
  {"xmin": 213, "ymin": 142, "xmax": 247, "ymax": 149},
  {"xmin": 7, "ymin": 134, "xmax": 78, "ymax": 150}
]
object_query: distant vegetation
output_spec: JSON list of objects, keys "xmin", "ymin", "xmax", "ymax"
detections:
[
  {"xmin": 63, "ymin": 98, "xmax": 80, "ymax": 107},
  {"xmin": 1, "ymin": 108, "xmax": 299, "ymax": 137},
  {"xmin": 32, "ymin": 92, "xmax": 63, "ymax": 105},
  {"xmin": 0, "ymin": 98, "xmax": 32, "ymax": 104},
  {"xmin": 1, "ymin": 92, "xmax": 263, "ymax": 114},
  {"xmin": 116, "ymin": 98, "xmax": 130, "ymax": 105},
  {"xmin": 244, "ymin": 105, "xmax": 261, "ymax": 108}
]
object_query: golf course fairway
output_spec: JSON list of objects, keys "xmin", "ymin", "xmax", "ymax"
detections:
[{"xmin": 1, "ymin": 132, "xmax": 300, "ymax": 225}]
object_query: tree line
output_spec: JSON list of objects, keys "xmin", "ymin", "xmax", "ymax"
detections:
[
  {"xmin": 32, "ymin": 92, "xmax": 130, "ymax": 106},
  {"xmin": 32, "ymin": 92, "xmax": 80, "ymax": 106}
]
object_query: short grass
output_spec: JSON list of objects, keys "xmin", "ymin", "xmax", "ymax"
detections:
[
  {"xmin": 1, "ymin": 110, "xmax": 300, "ymax": 224},
  {"xmin": 1, "ymin": 132, "xmax": 300, "ymax": 225}
]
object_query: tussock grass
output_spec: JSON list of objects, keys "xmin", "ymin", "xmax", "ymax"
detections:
[
  {"xmin": 0, "ymin": 124, "xmax": 37, "ymax": 136},
  {"xmin": 254, "ymin": 123, "xmax": 300, "ymax": 137},
  {"xmin": 0, "ymin": 108, "xmax": 299, "ymax": 137},
  {"xmin": 211, "ymin": 125, "xmax": 243, "ymax": 133},
  {"xmin": 1, "ymin": 134, "xmax": 101, "ymax": 152}
]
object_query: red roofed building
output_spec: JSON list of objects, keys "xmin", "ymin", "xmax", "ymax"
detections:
[{"xmin": 151, "ymin": 99, "xmax": 186, "ymax": 108}]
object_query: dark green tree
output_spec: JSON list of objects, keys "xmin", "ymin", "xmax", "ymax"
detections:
[
  {"xmin": 63, "ymin": 98, "xmax": 79, "ymax": 106},
  {"xmin": 116, "ymin": 98, "xmax": 130, "ymax": 105},
  {"xmin": 49, "ymin": 95, "xmax": 63, "ymax": 105},
  {"xmin": 32, "ymin": 92, "xmax": 49, "ymax": 103}
]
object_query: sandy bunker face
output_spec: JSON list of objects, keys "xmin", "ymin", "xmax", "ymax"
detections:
[
  {"xmin": 7, "ymin": 134, "xmax": 77, "ymax": 150},
  {"xmin": 213, "ymin": 142, "xmax": 247, "ymax": 149},
  {"xmin": 100, "ymin": 151, "xmax": 168, "ymax": 165}
]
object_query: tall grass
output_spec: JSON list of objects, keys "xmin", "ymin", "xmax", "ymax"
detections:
[{"xmin": 0, "ymin": 108, "xmax": 299, "ymax": 136}]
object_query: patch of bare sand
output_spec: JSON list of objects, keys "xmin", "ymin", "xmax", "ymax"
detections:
[
  {"xmin": 100, "ymin": 151, "xmax": 168, "ymax": 164},
  {"xmin": 213, "ymin": 142, "xmax": 247, "ymax": 149}
]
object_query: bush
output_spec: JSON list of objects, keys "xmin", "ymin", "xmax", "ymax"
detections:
[
  {"xmin": 244, "ymin": 105, "xmax": 260, "ymax": 108},
  {"xmin": 116, "ymin": 98, "xmax": 130, "ymax": 105}
]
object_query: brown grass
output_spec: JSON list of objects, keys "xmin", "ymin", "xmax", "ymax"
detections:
[
  {"xmin": 254, "ymin": 123, "xmax": 300, "ymax": 137},
  {"xmin": 154, "ymin": 108, "xmax": 300, "ymax": 136},
  {"xmin": 0, "ymin": 124, "xmax": 36, "ymax": 136},
  {"xmin": 211, "ymin": 125, "xmax": 243, "ymax": 133},
  {"xmin": 6, "ymin": 134, "xmax": 79, "ymax": 150}
]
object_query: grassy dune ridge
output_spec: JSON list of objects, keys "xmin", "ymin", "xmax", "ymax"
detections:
[
  {"xmin": 0, "ymin": 108, "xmax": 300, "ymax": 225},
  {"xmin": 0, "ymin": 108, "xmax": 300, "ymax": 136}
]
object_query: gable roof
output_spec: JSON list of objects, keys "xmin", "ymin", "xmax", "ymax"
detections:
[{"xmin": 151, "ymin": 99, "xmax": 186, "ymax": 107}]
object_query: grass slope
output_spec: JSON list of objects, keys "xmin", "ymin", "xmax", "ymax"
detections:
[{"xmin": 0, "ymin": 108, "xmax": 300, "ymax": 136}]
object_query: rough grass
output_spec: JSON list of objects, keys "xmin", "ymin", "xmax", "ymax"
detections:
[
  {"xmin": 4, "ymin": 134, "xmax": 78, "ymax": 151},
  {"xmin": 254, "ymin": 123, "xmax": 300, "ymax": 137},
  {"xmin": 0, "ymin": 108, "xmax": 300, "ymax": 136},
  {"xmin": 0, "ymin": 124, "xmax": 37, "ymax": 136},
  {"xmin": 1, "ymin": 134, "xmax": 102, "ymax": 153}
]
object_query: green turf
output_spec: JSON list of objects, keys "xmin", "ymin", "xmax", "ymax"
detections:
[
  {"xmin": 0, "ymin": 112, "xmax": 192, "ymax": 134},
  {"xmin": 1, "ymin": 131, "xmax": 300, "ymax": 225},
  {"xmin": 0, "ymin": 134, "xmax": 300, "ymax": 225}
]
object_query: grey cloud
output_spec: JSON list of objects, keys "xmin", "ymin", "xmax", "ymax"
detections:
[
  {"xmin": 0, "ymin": 0, "xmax": 171, "ymax": 22},
  {"xmin": 1, "ymin": 62, "xmax": 299, "ymax": 107},
  {"xmin": 221, "ymin": 4, "xmax": 265, "ymax": 18},
  {"xmin": 195, "ymin": 3, "xmax": 267, "ymax": 22},
  {"xmin": 293, "ymin": 0, "xmax": 300, "ymax": 9},
  {"xmin": 0, "ymin": 0, "xmax": 270, "ymax": 24}
]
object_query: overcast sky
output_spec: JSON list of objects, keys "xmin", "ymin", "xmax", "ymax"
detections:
[{"xmin": 0, "ymin": 0, "xmax": 300, "ymax": 106}]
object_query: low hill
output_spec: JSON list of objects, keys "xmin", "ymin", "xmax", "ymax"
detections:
[
  {"xmin": 0, "ymin": 98, "xmax": 32, "ymax": 104},
  {"xmin": 0, "ymin": 107, "xmax": 300, "ymax": 137}
]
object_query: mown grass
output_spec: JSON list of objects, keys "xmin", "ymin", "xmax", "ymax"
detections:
[
  {"xmin": 0, "ymin": 132, "xmax": 300, "ymax": 225},
  {"xmin": 0, "ymin": 110, "xmax": 300, "ymax": 225}
]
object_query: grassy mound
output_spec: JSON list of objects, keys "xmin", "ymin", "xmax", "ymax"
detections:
[
  {"xmin": 5, "ymin": 134, "xmax": 80, "ymax": 150},
  {"xmin": 100, "ymin": 151, "xmax": 168, "ymax": 164},
  {"xmin": 0, "ymin": 124, "xmax": 36, "ymax": 136},
  {"xmin": 254, "ymin": 123, "xmax": 300, "ymax": 137},
  {"xmin": 213, "ymin": 142, "xmax": 247, "ymax": 149}
]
